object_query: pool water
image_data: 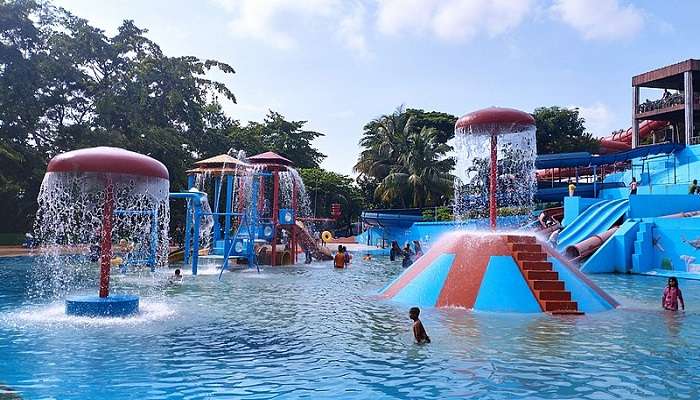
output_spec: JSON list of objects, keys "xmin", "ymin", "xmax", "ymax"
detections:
[{"xmin": 1, "ymin": 256, "xmax": 700, "ymax": 399}]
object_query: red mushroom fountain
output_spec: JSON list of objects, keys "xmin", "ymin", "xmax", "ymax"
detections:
[
  {"xmin": 37, "ymin": 147, "xmax": 170, "ymax": 317},
  {"xmin": 454, "ymin": 107, "xmax": 537, "ymax": 229}
]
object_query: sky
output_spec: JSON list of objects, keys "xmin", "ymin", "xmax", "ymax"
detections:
[{"xmin": 53, "ymin": 0, "xmax": 700, "ymax": 175}]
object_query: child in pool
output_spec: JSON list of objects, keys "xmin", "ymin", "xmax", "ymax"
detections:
[
  {"xmin": 402, "ymin": 244, "xmax": 413, "ymax": 268},
  {"xmin": 409, "ymin": 307, "xmax": 430, "ymax": 344},
  {"xmin": 169, "ymin": 268, "xmax": 183, "ymax": 283},
  {"xmin": 662, "ymin": 277, "xmax": 685, "ymax": 311},
  {"xmin": 333, "ymin": 245, "xmax": 346, "ymax": 268}
]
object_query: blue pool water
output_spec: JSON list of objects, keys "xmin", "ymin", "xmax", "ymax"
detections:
[{"xmin": 1, "ymin": 256, "xmax": 700, "ymax": 399}]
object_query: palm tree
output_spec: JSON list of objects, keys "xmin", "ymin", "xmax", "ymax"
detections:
[{"xmin": 374, "ymin": 128, "xmax": 453, "ymax": 208}]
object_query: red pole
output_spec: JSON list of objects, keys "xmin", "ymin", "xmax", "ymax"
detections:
[
  {"xmin": 489, "ymin": 133, "xmax": 498, "ymax": 231},
  {"xmin": 291, "ymin": 179, "xmax": 297, "ymax": 263},
  {"xmin": 99, "ymin": 182, "xmax": 114, "ymax": 298},
  {"xmin": 271, "ymin": 171, "xmax": 279, "ymax": 266}
]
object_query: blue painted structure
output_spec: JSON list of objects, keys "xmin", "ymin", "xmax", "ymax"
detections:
[
  {"xmin": 65, "ymin": 294, "xmax": 139, "ymax": 317},
  {"xmin": 473, "ymin": 256, "xmax": 541, "ymax": 313}
]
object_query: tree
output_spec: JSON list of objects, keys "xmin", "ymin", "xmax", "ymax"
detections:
[
  {"xmin": 533, "ymin": 106, "xmax": 600, "ymax": 154},
  {"xmin": 298, "ymin": 168, "xmax": 363, "ymax": 231},
  {"xmin": 405, "ymin": 108, "xmax": 457, "ymax": 144},
  {"xmin": 242, "ymin": 111, "xmax": 325, "ymax": 168},
  {"xmin": 354, "ymin": 106, "xmax": 454, "ymax": 208},
  {"xmin": 0, "ymin": 0, "xmax": 236, "ymax": 232}
]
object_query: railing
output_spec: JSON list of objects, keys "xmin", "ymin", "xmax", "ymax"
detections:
[
  {"xmin": 631, "ymin": 155, "xmax": 700, "ymax": 188},
  {"xmin": 690, "ymin": 136, "xmax": 700, "ymax": 145}
]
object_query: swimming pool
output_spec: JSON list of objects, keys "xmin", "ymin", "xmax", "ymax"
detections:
[{"xmin": 1, "ymin": 256, "xmax": 700, "ymax": 399}]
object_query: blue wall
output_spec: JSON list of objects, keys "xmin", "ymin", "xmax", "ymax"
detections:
[
  {"xmin": 627, "ymin": 195, "xmax": 700, "ymax": 218},
  {"xmin": 650, "ymin": 218, "xmax": 700, "ymax": 274},
  {"xmin": 473, "ymin": 256, "xmax": 541, "ymax": 313},
  {"xmin": 358, "ymin": 215, "xmax": 530, "ymax": 248}
]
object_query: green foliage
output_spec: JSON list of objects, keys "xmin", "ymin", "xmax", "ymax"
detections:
[
  {"xmin": 661, "ymin": 258, "xmax": 673, "ymax": 270},
  {"xmin": 533, "ymin": 106, "xmax": 600, "ymax": 154},
  {"xmin": 297, "ymin": 168, "xmax": 363, "ymax": 228},
  {"xmin": 354, "ymin": 106, "xmax": 455, "ymax": 208},
  {"xmin": 0, "ymin": 1, "xmax": 328, "ymax": 233},
  {"xmin": 241, "ymin": 111, "xmax": 325, "ymax": 168},
  {"xmin": 421, "ymin": 206, "xmax": 453, "ymax": 222}
]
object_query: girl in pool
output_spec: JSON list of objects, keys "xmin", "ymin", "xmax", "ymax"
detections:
[{"xmin": 662, "ymin": 277, "xmax": 685, "ymax": 311}]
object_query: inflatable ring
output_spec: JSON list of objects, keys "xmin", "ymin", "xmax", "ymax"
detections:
[{"xmin": 322, "ymin": 231, "xmax": 333, "ymax": 242}]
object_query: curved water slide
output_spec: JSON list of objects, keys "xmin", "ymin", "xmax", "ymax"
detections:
[
  {"xmin": 294, "ymin": 221, "xmax": 333, "ymax": 260},
  {"xmin": 555, "ymin": 199, "xmax": 629, "ymax": 252},
  {"xmin": 599, "ymin": 120, "xmax": 670, "ymax": 154}
]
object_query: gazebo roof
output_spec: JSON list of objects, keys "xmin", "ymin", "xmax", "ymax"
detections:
[
  {"xmin": 247, "ymin": 151, "xmax": 293, "ymax": 166},
  {"xmin": 194, "ymin": 154, "xmax": 249, "ymax": 167}
]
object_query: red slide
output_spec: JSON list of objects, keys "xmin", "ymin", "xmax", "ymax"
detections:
[{"xmin": 598, "ymin": 120, "xmax": 670, "ymax": 154}]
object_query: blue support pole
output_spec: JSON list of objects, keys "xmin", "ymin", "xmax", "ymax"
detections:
[
  {"xmin": 192, "ymin": 197, "xmax": 201, "ymax": 276},
  {"xmin": 213, "ymin": 176, "xmax": 222, "ymax": 244},
  {"xmin": 249, "ymin": 175, "xmax": 260, "ymax": 270},
  {"xmin": 593, "ymin": 165, "xmax": 597, "ymax": 198},
  {"xmin": 224, "ymin": 175, "xmax": 233, "ymax": 256},
  {"xmin": 184, "ymin": 175, "xmax": 195, "ymax": 263}
]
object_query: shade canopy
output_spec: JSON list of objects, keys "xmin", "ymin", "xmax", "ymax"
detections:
[
  {"xmin": 455, "ymin": 107, "xmax": 535, "ymax": 135},
  {"xmin": 47, "ymin": 147, "xmax": 169, "ymax": 179},
  {"xmin": 247, "ymin": 151, "xmax": 293, "ymax": 166}
]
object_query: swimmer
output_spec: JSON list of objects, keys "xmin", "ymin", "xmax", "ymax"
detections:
[
  {"xmin": 409, "ymin": 307, "xmax": 430, "ymax": 344},
  {"xmin": 169, "ymin": 268, "xmax": 183, "ymax": 283},
  {"xmin": 363, "ymin": 254, "xmax": 372, "ymax": 261}
]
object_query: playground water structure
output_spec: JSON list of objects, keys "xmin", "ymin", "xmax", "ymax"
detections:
[
  {"xmin": 177, "ymin": 150, "xmax": 333, "ymax": 276},
  {"xmin": 33, "ymin": 147, "xmax": 170, "ymax": 317},
  {"xmin": 2, "ymin": 255, "xmax": 700, "ymax": 399},
  {"xmin": 453, "ymin": 107, "xmax": 537, "ymax": 227}
]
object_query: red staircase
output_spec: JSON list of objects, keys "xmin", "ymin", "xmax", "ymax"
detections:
[{"xmin": 506, "ymin": 235, "xmax": 583, "ymax": 315}]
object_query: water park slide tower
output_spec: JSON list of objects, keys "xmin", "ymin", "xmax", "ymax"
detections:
[{"xmin": 37, "ymin": 147, "xmax": 170, "ymax": 317}]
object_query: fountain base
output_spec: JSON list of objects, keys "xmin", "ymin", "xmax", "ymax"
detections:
[{"xmin": 65, "ymin": 294, "xmax": 139, "ymax": 317}]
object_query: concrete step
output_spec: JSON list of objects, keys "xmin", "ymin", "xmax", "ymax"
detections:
[
  {"xmin": 506, "ymin": 235, "xmax": 536, "ymax": 244},
  {"xmin": 543, "ymin": 301, "xmax": 578, "ymax": 312},
  {"xmin": 551, "ymin": 310, "xmax": 585, "ymax": 315},
  {"xmin": 532, "ymin": 280, "xmax": 565, "ymax": 291},
  {"xmin": 515, "ymin": 252, "xmax": 547, "ymax": 261},
  {"xmin": 519, "ymin": 261, "xmax": 553, "ymax": 271},
  {"xmin": 527, "ymin": 270, "xmax": 559, "ymax": 281},
  {"xmin": 538, "ymin": 290, "xmax": 571, "ymax": 301},
  {"xmin": 510, "ymin": 243, "xmax": 543, "ymax": 253}
]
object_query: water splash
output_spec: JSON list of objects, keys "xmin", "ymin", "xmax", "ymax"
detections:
[
  {"xmin": 453, "ymin": 126, "xmax": 537, "ymax": 221},
  {"xmin": 33, "ymin": 172, "xmax": 170, "ymax": 298}
]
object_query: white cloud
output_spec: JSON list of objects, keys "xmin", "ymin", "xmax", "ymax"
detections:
[
  {"xmin": 337, "ymin": 2, "xmax": 369, "ymax": 57},
  {"xmin": 376, "ymin": 0, "xmax": 533, "ymax": 42},
  {"xmin": 572, "ymin": 102, "xmax": 618, "ymax": 137},
  {"xmin": 551, "ymin": 0, "xmax": 644, "ymax": 40},
  {"xmin": 212, "ymin": 0, "xmax": 369, "ymax": 55}
]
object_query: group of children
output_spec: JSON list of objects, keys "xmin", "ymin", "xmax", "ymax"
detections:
[
  {"xmin": 389, "ymin": 240, "xmax": 423, "ymax": 268},
  {"xmin": 406, "ymin": 277, "xmax": 685, "ymax": 346}
]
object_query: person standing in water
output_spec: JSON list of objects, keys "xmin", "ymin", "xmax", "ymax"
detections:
[
  {"xmin": 662, "ymin": 277, "xmax": 685, "ymax": 311},
  {"xmin": 689, "ymin": 179, "xmax": 698, "ymax": 195},
  {"xmin": 402, "ymin": 243, "xmax": 413, "ymax": 268},
  {"xmin": 390, "ymin": 241, "xmax": 401, "ymax": 261},
  {"xmin": 413, "ymin": 240, "xmax": 423, "ymax": 259},
  {"xmin": 333, "ymin": 245, "xmax": 346, "ymax": 269},
  {"xmin": 409, "ymin": 307, "xmax": 430, "ymax": 344},
  {"xmin": 629, "ymin": 177, "xmax": 638, "ymax": 195}
]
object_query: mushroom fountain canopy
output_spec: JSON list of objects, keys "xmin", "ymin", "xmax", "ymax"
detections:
[
  {"xmin": 34, "ymin": 147, "xmax": 171, "ymax": 298},
  {"xmin": 455, "ymin": 107, "xmax": 535, "ymax": 136}
]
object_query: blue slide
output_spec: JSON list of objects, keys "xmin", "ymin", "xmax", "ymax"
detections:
[{"xmin": 556, "ymin": 199, "xmax": 629, "ymax": 251}]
